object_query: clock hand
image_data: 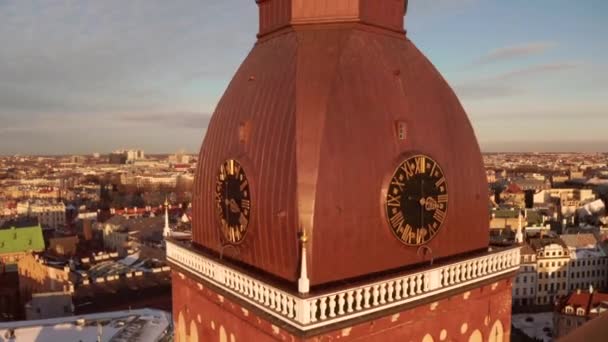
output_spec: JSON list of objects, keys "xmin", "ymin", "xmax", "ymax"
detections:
[{"xmin": 420, "ymin": 179, "xmax": 424, "ymax": 229}]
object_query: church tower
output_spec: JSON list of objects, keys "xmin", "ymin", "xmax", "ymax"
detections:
[{"xmin": 168, "ymin": 1, "xmax": 520, "ymax": 341}]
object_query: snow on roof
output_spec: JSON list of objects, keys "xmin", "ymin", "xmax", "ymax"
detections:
[
  {"xmin": 512, "ymin": 312, "xmax": 553, "ymax": 342},
  {"xmin": 0, "ymin": 308, "xmax": 170, "ymax": 342}
]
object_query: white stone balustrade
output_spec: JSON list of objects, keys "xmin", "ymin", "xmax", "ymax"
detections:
[{"xmin": 167, "ymin": 241, "xmax": 519, "ymax": 331}]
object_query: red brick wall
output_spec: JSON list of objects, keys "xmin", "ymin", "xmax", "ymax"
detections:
[{"xmin": 172, "ymin": 270, "xmax": 513, "ymax": 342}]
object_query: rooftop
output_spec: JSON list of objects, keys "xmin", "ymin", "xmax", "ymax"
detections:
[
  {"xmin": 0, "ymin": 225, "xmax": 45, "ymax": 255},
  {"xmin": 0, "ymin": 308, "xmax": 171, "ymax": 342}
]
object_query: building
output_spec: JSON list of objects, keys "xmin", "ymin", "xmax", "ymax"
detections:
[
  {"xmin": 554, "ymin": 289, "xmax": 608, "ymax": 339},
  {"xmin": 512, "ymin": 244, "xmax": 538, "ymax": 307},
  {"xmin": 0, "ymin": 226, "xmax": 45, "ymax": 267},
  {"xmin": 17, "ymin": 254, "xmax": 74, "ymax": 306},
  {"xmin": 25, "ymin": 292, "xmax": 74, "ymax": 320},
  {"xmin": 16, "ymin": 201, "xmax": 66, "ymax": 229},
  {"xmin": 529, "ymin": 238, "xmax": 571, "ymax": 305},
  {"xmin": 109, "ymin": 149, "xmax": 145, "ymax": 164},
  {"xmin": 0, "ymin": 308, "xmax": 172, "ymax": 341},
  {"xmin": 533, "ymin": 189, "xmax": 595, "ymax": 216},
  {"xmin": 168, "ymin": 1, "xmax": 519, "ymax": 341},
  {"xmin": 561, "ymin": 234, "xmax": 608, "ymax": 292},
  {"xmin": 500, "ymin": 183, "xmax": 526, "ymax": 208}
]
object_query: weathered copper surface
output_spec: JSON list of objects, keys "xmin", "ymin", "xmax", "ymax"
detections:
[
  {"xmin": 193, "ymin": 1, "xmax": 489, "ymax": 286},
  {"xmin": 257, "ymin": 0, "xmax": 406, "ymax": 37}
]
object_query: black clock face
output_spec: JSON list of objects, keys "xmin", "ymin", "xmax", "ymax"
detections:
[
  {"xmin": 385, "ymin": 155, "xmax": 448, "ymax": 246},
  {"xmin": 215, "ymin": 159, "xmax": 251, "ymax": 244}
]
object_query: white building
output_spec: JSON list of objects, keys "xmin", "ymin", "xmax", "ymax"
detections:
[
  {"xmin": 17, "ymin": 201, "xmax": 66, "ymax": 229},
  {"xmin": 561, "ymin": 234, "xmax": 608, "ymax": 292},
  {"xmin": 529, "ymin": 238, "xmax": 571, "ymax": 305},
  {"xmin": 513, "ymin": 244, "xmax": 538, "ymax": 306}
]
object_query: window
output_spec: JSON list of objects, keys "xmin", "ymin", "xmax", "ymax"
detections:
[{"xmin": 577, "ymin": 308, "xmax": 585, "ymax": 316}]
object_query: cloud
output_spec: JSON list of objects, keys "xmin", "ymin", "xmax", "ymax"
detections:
[
  {"xmin": 492, "ymin": 62, "xmax": 579, "ymax": 81},
  {"xmin": 116, "ymin": 112, "xmax": 213, "ymax": 129},
  {"xmin": 477, "ymin": 42, "xmax": 557, "ymax": 64},
  {"xmin": 454, "ymin": 61, "xmax": 581, "ymax": 100},
  {"xmin": 454, "ymin": 84, "xmax": 519, "ymax": 100}
]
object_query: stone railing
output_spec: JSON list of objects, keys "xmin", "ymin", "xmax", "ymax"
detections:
[{"xmin": 167, "ymin": 241, "xmax": 519, "ymax": 331}]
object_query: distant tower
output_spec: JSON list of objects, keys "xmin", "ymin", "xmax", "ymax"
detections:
[
  {"xmin": 516, "ymin": 210, "xmax": 524, "ymax": 244},
  {"xmin": 163, "ymin": 199, "xmax": 171, "ymax": 238}
]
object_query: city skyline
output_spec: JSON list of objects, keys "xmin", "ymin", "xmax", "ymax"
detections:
[{"xmin": 0, "ymin": 0, "xmax": 606, "ymax": 155}]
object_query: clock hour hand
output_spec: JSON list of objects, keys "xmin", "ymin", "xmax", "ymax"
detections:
[{"xmin": 225, "ymin": 198, "xmax": 241, "ymax": 214}]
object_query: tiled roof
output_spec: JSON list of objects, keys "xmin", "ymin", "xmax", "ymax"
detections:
[
  {"xmin": 0, "ymin": 226, "xmax": 45, "ymax": 255},
  {"xmin": 529, "ymin": 237, "xmax": 567, "ymax": 251},
  {"xmin": 492, "ymin": 209, "xmax": 520, "ymax": 219},
  {"xmin": 559, "ymin": 290, "xmax": 608, "ymax": 318},
  {"xmin": 560, "ymin": 234, "xmax": 598, "ymax": 249},
  {"xmin": 520, "ymin": 244, "xmax": 536, "ymax": 256}
]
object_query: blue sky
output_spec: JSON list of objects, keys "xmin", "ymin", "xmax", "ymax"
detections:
[{"xmin": 0, "ymin": 0, "xmax": 606, "ymax": 155}]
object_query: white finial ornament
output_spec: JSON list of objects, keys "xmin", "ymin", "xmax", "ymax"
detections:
[
  {"xmin": 515, "ymin": 210, "xmax": 524, "ymax": 244},
  {"xmin": 163, "ymin": 198, "xmax": 171, "ymax": 238},
  {"xmin": 298, "ymin": 231, "xmax": 310, "ymax": 294}
]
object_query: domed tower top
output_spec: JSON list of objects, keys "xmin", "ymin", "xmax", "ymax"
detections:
[
  {"xmin": 192, "ymin": 0, "xmax": 488, "ymax": 289},
  {"xmin": 257, "ymin": 0, "xmax": 408, "ymax": 37}
]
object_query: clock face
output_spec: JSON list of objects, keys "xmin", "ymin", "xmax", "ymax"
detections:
[
  {"xmin": 215, "ymin": 159, "xmax": 251, "ymax": 244},
  {"xmin": 385, "ymin": 155, "xmax": 448, "ymax": 246}
]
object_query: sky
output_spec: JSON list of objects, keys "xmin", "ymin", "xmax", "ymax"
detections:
[{"xmin": 0, "ymin": 0, "xmax": 606, "ymax": 155}]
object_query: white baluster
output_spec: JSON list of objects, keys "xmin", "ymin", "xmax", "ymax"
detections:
[
  {"xmin": 269, "ymin": 290, "xmax": 276, "ymax": 309},
  {"xmin": 423, "ymin": 274, "xmax": 430, "ymax": 292},
  {"xmin": 338, "ymin": 293, "xmax": 346, "ymax": 315},
  {"xmin": 388, "ymin": 281, "xmax": 395, "ymax": 302},
  {"xmin": 329, "ymin": 295, "xmax": 337, "ymax": 317},
  {"xmin": 402, "ymin": 278, "xmax": 409, "ymax": 298},
  {"xmin": 364, "ymin": 288, "xmax": 372, "ymax": 309},
  {"xmin": 416, "ymin": 275, "xmax": 423, "ymax": 294},
  {"xmin": 395, "ymin": 280, "xmax": 402, "ymax": 300},
  {"xmin": 264, "ymin": 287, "xmax": 270, "ymax": 306},
  {"xmin": 320, "ymin": 297, "xmax": 328, "ymax": 320},
  {"xmin": 409, "ymin": 277, "xmax": 416, "ymax": 296},
  {"xmin": 288, "ymin": 298, "xmax": 294, "ymax": 318},
  {"xmin": 310, "ymin": 299, "xmax": 318, "ymax": 323},
  {"xmin": 347, "ymin": 291, "xmax": 355, "ymax": 313},
  {"xmin": 449, "ymin": 267, "xmax": 455, "ymax": 285},
  {"xmin": 356, "ymin": 289, "xmax": 363, "ymax": 311},
  {"xmin": 455, "ymin": 265, "xmax": 461, "ymax": 283},
  {"xmin": 380, "ymin": 283, "xmax": 387, "ymax": 304},
  {"xmin": 372, "ymin": 285, "xmax": 380, "ymax": 306},
  {"xmin": 282, "ymin": 294, "xmax": 288, "ymax": 315}
]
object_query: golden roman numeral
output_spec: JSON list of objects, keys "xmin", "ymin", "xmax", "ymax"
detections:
[
  {"xmin": 435, "ymin": 177, "xmax": 446, "ymax": 188},
  {"xmin": 430, "ymin": 162, "xmax": 437, "ymax": 177},
  {"xmin": 438, "ymin": 194, "xmax": 448, "ymax": 203},
  {"xmin": 219, "ymin": 165, "xmax": 226, "ymax": 180},
  {"xmin": 401, "ymin": 224, "xmax": 412, "ymax": 242},
  {"xmin": 428, "ymin": 224, "xmax": 437, "ymax": 235},
  {"xmin": 416, "ymin": 227, "xmax": 428, "ymax": 244},
  {"xmin": 391, "ymin": 179, "xmax": 405, "ymax": 191},
  {"xmin": 390, "ymin": 211, "xmax": 405, "ymax": 230},
  {"xmin": 240, "ymin": 179, "xmax": 249, "ymax": 192},
  {"xmin": 434, "ymin": 209, "xmax": 446, "ymax": 224},
  {"xmin": 241, "ymin": 199, "xmax": 251, "ymax": 210},
  {"xmin": 387, "ymin": 194, "xmax": 401, "ymax": 207},
  {"xmin": 415, "ymin": 156, "xmax": 426, "ymax": 174},
  {"xmin": 401, "ymin": 163, "xmax": 414, "ymax": 180}
]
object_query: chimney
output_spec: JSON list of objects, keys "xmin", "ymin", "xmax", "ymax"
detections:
[{"xmin": 257, "ymin": 0, "xmax": 407, "ymax": 37}]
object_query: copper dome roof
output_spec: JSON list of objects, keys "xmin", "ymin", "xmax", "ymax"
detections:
[{"xmin": 192, "ymin": 0, "xmax": 488, "ymax": 287}]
